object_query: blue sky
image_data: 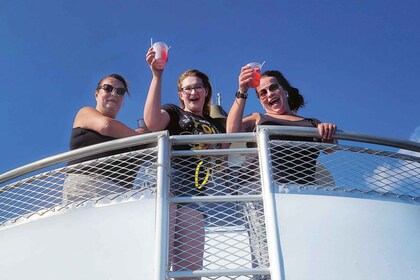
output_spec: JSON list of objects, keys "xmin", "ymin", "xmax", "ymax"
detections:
[{"xmin": 0, "ymin": 0, "xmax": 419, "ymax": 173}]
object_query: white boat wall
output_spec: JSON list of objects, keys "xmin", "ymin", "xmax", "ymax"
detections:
[{"xmin": 0, "ymin": 126, "xmax": 419, "ymax": 280}]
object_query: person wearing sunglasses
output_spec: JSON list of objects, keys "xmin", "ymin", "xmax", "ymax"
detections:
[
  {"xmin": 64, "ymin": 73, "xmax": 148, "ymax": 203},
  {"xmin": 144, "ymin": 48, "xmax": 226, "ymax": 279},
  {"xmin": 227, "ymin": 67, "xmax": 337, "ymax": 178},
  {"xmin": 226, "ymin": 67, "xmax": 337, "ymax": 278},
  {"xmin": 227, "ymin": 67, "xmax": 336, "ymax": 140}
]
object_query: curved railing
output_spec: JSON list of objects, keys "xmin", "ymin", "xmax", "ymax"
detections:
[{"xmin": 0, "ymin": 127, "xmax": 419, "ymax": 279}]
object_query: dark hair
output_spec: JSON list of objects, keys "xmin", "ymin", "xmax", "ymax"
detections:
[
  {"xmin": 177, "ymin": 69, "xmax": 213, "ymax": 116},
  {"xmin": 97, "ymin": 73, "xmax": 130, "ymax": 96},
  {"xmin": 258, "ymin": 70, "xmax": 304, "ymax": 112}
]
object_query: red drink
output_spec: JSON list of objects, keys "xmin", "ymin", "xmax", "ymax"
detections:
[
  {"xmin": 246, "ymin": 62, "xmax": 262, "ymax": 88},
  {"xmin": 248, "ymin": 71, "xmax": 261, "ymax": 88},
  {"xmin": 152, "ymin": 42, "xmax": 169, "ymax": 70}
]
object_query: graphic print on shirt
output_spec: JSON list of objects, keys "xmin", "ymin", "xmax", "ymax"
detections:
[{"xmin": 179, "ymin": 114, "xmax": 221, "ymax": 150}]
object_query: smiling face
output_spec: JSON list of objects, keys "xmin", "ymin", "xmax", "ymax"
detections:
[
  {"xmin": 178, "ymin": 76, "xmax": 208, "ymax": 116},
  {"xmin": 256, "ymin": 76, "xmax": 292, "ymax": 115},
  {"xmin": 95, "ymin": 77, "xmax": 125, "ymax": 118}
]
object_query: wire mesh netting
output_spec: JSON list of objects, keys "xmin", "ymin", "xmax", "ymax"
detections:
[
  {"xmin": 168, "ymin": 152, "xmax": 269, "ymax": 278},
  {"xmin": 268, "ymin": 140, "xmax": 419, "ymax": 199},
  {"xmin": 0, "ymin": 130, "xmax": 419, "ymax": 280},
  {"xmin": 0, "ymin": 147, "xmax": 158, "ymax": 225}
]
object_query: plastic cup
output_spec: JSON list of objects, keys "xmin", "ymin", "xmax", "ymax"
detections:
[
  {"xmin": 247, "ymin": 62, "xmax": 262, "ymax": 88},
  {"xmin": 152, "ymin": 42, "xmax": 169, "ymax": 69},
  {"xmin": 137, "ymin": 118, "xmax": 145, "ymax": 129}
]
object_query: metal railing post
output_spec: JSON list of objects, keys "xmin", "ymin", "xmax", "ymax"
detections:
[
  {"xmin": 257, "ymin": 128, "xmax": 284, "ymax": 280},
  {"xmin": 153, "ymin": 132, "xmax": 171, "ymax": 280}
]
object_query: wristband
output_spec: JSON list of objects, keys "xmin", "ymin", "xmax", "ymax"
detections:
[{"xmin": 236, "ymin": 90, "xmax": 248, "ymax": 99}]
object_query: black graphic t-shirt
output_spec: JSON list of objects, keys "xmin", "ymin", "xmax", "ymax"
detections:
[
  {"xmin": 162, "ymin": 104, "xmax": 225, "ymax": 150},
  {"xmin": 162, "ymin": 104, "xmax": 225, "ymax": 195}
]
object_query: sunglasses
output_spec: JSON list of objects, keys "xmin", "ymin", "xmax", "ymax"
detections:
[
  {"xmin": 97, "ymin": 84, "xmax": 127, "ymax": 96},
  {"xmin": 258, "ymin": 83, "xmax": 281, "ymax": 99}
]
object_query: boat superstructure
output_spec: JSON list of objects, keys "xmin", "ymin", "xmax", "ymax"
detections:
[{"xmin": 0, "ymin": 127, "xmax": 419, "ymax": 280}]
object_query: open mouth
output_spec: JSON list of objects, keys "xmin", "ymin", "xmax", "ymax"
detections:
[{"xmin": 268, "ymin": 98, "xmax": 279, "ymax": 106}]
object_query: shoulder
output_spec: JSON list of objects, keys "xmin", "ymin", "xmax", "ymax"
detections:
[
  {"xmin": 242, "ymin": 112, "xmax": 261, "ymax": 132},
  {"xmin": 73, "ymin": 106, "xmax": 100, "ymax": 125},
  {"xmin": 77, "ymin": 106, "xmax": 95, "ymax": 114},
  {"xmin": 73, "ymin": 106, "xmax": 114, "ymax": 131},
  {"xmin": 162, "ymin": 103, "xmax": 180, "ymax": 113},
  {"xmin": 75, "ymin": 106, "xmax": 100, "ymax": 118},
  {"xmin": 161, "ymin": 104, "xmax": 183, "ymax": 124},
  {"xmin": 243, "ymin": 112, "xmax": 261, "ymax": 122}
]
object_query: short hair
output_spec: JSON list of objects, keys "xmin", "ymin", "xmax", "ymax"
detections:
[{"xmin": 97, "ymin": 73, "xmax": 130, "ymax": 96}]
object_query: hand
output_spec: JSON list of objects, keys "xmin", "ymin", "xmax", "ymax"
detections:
[
  {"xmin": 317, "ymin": 122, "xmax": 336, "ymax": 140},
  {"xmin": 135, "ymin": 127, "xmax": 149, "ymax": 134},
  {"xmin": 238, "ymin": 65, "xmax": 254, "ymax": 93},
  {"xmin": 146, "ymin": 47, "xmax": 164, "ymax": 74}
]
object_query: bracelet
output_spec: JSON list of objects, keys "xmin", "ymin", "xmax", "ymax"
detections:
[{"xmin": 236, "ymin": 90, "xmax": 248, "ymax": 99}]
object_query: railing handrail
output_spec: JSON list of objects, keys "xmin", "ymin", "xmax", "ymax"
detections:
[
  {"xmin": 1, "ymin": 127, "xmax": 419, "ymax": 186},
  {"xmin": 261, "ymin": 126, "xmax": 420, "ymax": 152},
  {"xmin": 0, "ymin": 131, "xmax": 167, "ymax": 185},
  {"xmin": 0, "ymin": 126, "xmax": 419, "ymax": 279}
]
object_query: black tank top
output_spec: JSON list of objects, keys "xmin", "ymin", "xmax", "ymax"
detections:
[
  {"xmin": 245, "ymin": 118, "xmax": 321, "ymax": 185},
  {"xmin": 68, "ymin": 128, "xmax": 147, "ymax": 188}
]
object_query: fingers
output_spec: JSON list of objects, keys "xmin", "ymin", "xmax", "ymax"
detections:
[
  {"xmin": 239, "ymin": 65, "xmax": 253, "ymax": 92},
  {"xmin": 145, "ymin": 47, "xmax": 164, "ymax": 73},
  {"xmin": 317, "ymin": 123, "xmax": 336, "ymax": 140},
  {"xmin": 145, "ymin": 47, "xmax": 155, "ymax": 65}
]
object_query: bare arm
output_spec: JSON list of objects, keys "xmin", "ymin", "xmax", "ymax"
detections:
[
  {"xmin": 226, "ymin": 65, "xmax": 255, "ymax": 133},
  {"xmin": 143, "ymin": 47, "xmax": 170, "ymax": 131},
  {"xmin": 73, "ymin": 106, "xmax": 141, "ymax": 138},
  {"xmin": 226, "ymin": 97, "xmax": 247, "ymax": 133}
]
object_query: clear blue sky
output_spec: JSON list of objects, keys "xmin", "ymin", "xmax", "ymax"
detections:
[{"xmin": 1, "ymin": 0, "xmax": 419, "ymax": 173}]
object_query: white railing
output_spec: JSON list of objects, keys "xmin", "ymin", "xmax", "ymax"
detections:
[{"xmin": 0, "ymin": 127, "xmax": 419, "ymax": 280}]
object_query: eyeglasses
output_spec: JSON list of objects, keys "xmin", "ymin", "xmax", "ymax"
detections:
[
  {"xmin": 180, "ymin": 83, "xmax": 206, "ymax": 95},
  {"xmin": 97, "ymin": 84, "xmax": 127, "ymax": 96},
  {"xmin": 257, "ymin": 83, "xmax": 282, "ymax": 100}
]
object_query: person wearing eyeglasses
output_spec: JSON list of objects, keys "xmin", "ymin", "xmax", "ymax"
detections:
[
  {"xmin": 144, "ymin": 48, "xmax": 226, "ymax": 279},
  {"xmin": 64, "ymin": 73, "xmax": 148, "ymax": 203}
]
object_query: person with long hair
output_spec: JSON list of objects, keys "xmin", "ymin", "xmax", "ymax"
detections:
[
  {"xmin": 227, "ymin": 67, "xmax": 337, "ymax": 184},
  {"xmin": 227, "ymin": 66, "xmax": 337, "ymax": 279},
  {"xmin": 144, "ymin": 48, "xmax": 225, "ymax": 279}
]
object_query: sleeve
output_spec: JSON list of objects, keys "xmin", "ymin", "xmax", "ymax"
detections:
[
  {"xmin": 161, "ymin": 103, "xmax": 180, "ymax": 133},
  {"xmin": 214, "ymin": 118, "xmax": 226, "ymax": 133}
]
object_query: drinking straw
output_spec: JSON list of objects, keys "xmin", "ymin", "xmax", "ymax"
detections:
[{"xmin": 261, "ymin": 61, "xmax": 266, "ymax": 67}]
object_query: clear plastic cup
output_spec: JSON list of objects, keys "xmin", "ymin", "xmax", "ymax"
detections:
[
  {"xmin": 137, "ymin": 118, "xmax": 145, "ymax": 129},
  {"xmin": 247, "ymin": 62, "xmax": 262, "ymax": 88},
  {"xmin": 152, "ymin": 42, "xmax": 169, "ymax": 69}
]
